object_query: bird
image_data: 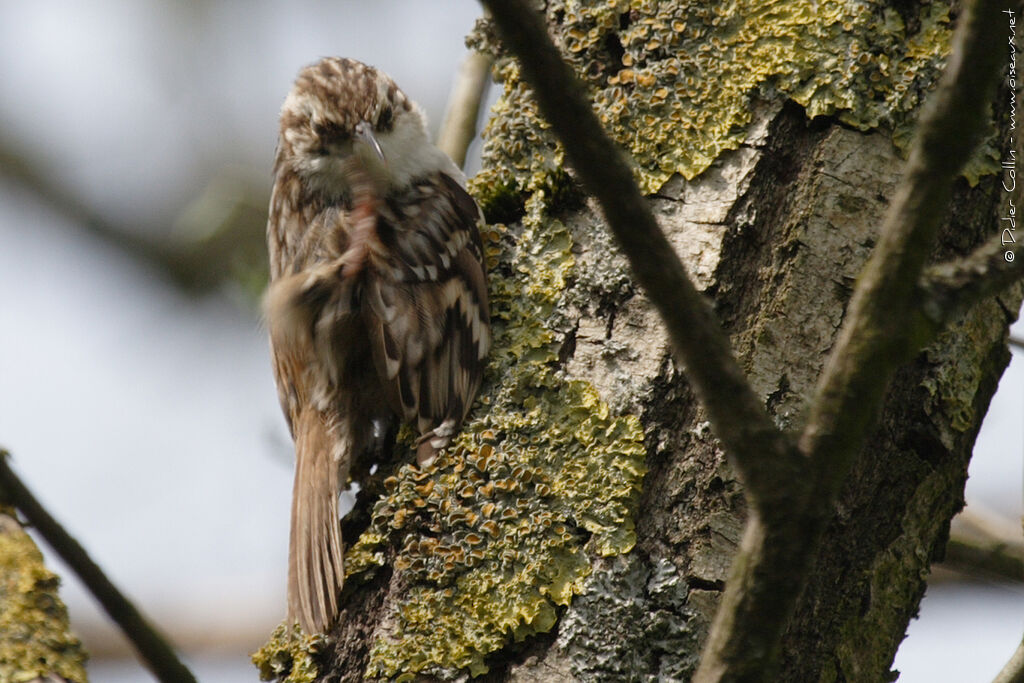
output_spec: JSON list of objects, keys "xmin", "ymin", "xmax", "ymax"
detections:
[{"xmin": 264, "ymin": 57, "xmax": 491, "ymax": 635}]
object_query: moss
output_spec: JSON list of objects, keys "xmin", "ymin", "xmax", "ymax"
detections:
[
  {"xmin": 343, "ymin": 200, "xmax": 647, "ymax": 679},
  {"xmin": 469, "ymin": 0, "xmax": 996, "ymax": 210},
  {"xmin": 251, "ymin": 623, "xmax": 325, "ymax": 683},
  {"xmin": 0, "ymin": 512, "xmax": 88, "ymax": 683}
]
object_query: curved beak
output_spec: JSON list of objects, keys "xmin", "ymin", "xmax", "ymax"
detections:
[{"xmin": 354, "ymin": 121, "xmax": 386, "ymax": 164}]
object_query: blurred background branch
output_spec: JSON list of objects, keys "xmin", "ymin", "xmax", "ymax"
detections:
[
  {"xmin": 0, "ymin": 131, "xmax": 268, "ymax": 299},
  {"xmin": 436, "ymin": 51, "xmax": 492, "ymax": 169},
  {"xmin": 939, "ymin": 505, "xmax": 1024, "ymax": 584}
]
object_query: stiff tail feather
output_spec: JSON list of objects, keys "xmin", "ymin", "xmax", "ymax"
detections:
[{"xmin": 288, "ymin": 410, "xmax": 346, "ymax": 634}]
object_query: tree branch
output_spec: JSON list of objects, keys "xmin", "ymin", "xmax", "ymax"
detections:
[
  {"xmin": 0, "ymin": 134, "xmax": 267, "ymax": 295},
  {"xmin": 477, "ymin": 0, "xmax": 801, "ymax": 514},
  {"xmin": 437, "ymin": 51, "xmax": 493, "ymax": 169},
  {"xmin": 921, "ymin": 230, "xmax": 1024, "ymax": 327},
  {"xmin": 993, "ymin": 637, "xmax": 1024, "ymax": 683},
  {"xmin": 940, "ymin": 506, "xmax": 1024, "ymax": 583},
  {"xmin": 801, "ymin": 0, "xmax": 1010, "ymax": 495},
  {"xmin": 0, "ymin": 509, "xmax": 87, "ymax": 683},
  {"xmin": 0, "ymin": 451, "xmax": 197, "ymax": 683},
  {"xmin": 698, "ymin": 0, "xmax": 1013, "ymax": 677},
  {"xmin": 480, "ymin": 0, "xmax": 1018, "ymax": 680}
]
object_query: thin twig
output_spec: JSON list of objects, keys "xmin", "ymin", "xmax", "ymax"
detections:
[
  {"xmin": 0, "ymin": 450, "xmax": 198, "ymax": 683},
  {"xmin": 437, "ymin": 51, "xmax": 493, "ymax": 169},
  {"xmin": 477, "ymin": 0, "xmax": 800, "ymax": 513},
  {"xmin": 920, "ymin": 215, "xmax": 1024, "ymax": 326}
]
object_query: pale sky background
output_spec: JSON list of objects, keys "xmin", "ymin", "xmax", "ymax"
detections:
[{"xmin": 0, "ymin": 3, "xmax": 1021, "ymax": 682}]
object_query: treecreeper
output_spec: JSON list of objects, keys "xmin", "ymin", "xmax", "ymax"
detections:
[{"xmin": 263, "ymin": 57, "xmax": 491, "ymax": 634}]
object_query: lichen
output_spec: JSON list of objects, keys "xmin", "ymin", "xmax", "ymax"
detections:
[
  {"xmin": 251, "ymin": 623, "xmax": 325, "ymax": 683},
  {"xmin": 345, "ymin": 198, "xmax": 647, "ymax": 679},
  {"xmin": 468, "ymin": 0, "xmax": 994, "ymax": 207},
  {"xmin": 0, "ymin": 512, "xmax": 88, "ymax": 683}
]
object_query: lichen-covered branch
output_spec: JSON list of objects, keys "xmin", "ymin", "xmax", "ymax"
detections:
[
  {"xmin": 699, "ymin": 0, "xmax": 1012, "ymax": 678},
  {"xmin": 437, "ymin": 50, "xmax": 493, "ymax": 169},
  {"xmin": 0, "ymin": 508, "xmax": 87, "ymax": 683},
  {"xmin": 0, "ymin": 451, "xmax": 197, "ymax": 683},
  {"xmin": 478, "ymin": 0, "xmax": 801, "ymax": 513}
]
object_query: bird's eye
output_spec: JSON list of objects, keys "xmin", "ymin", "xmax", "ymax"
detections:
[
  {"xmin": 378, "ymin": 106, "xmax": 394, "ymax": 130},
  {"xmin": 313, "ymin": 121, "xmax": 349, "ymax": 144}
]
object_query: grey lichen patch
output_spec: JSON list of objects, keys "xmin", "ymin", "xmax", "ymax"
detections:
[
  {"xmin": 555, "ymin": 554, "xmax": 699, "ymax": 681},
  {"xmin": 252, "ymin": 623, "xmax": 326, "ymax": 683},
  {"xmin": 469, "ymin": 0, "xmax": 970, "ymax": 205},
  {"xmin": 343, "ymin": 202, "xmax": 647, "ymax": 680},
  {"xmin": 0, "ymin": 512, "xmax": 88, "ymax": 683}
]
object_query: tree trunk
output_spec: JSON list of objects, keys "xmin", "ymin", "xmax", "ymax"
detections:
[{"xmin": 255, "ymin": 2, "xmax": 1022, "ymax": 680}]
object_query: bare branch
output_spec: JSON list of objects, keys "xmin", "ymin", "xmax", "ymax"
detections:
[
  {"xmin": 921, "ymin": 231, "xmax": 1024, "ymax": 326},
  {"xmin": 437, "ymin": 51, "xmax": 493, "ymax": 169},
  {"xmin": 0, "ymin": 450, "xmax": 198, "ymax": 683},
  {"xmin": 477, "ymin": 0, "xmax": 800, "ymax": 513}
]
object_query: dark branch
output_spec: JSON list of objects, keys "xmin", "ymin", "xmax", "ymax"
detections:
[
  {"xmin": 921, "ymin": 230, "xmax": 1024, "ymax": 326},
  {"xmin": 0, "ymin": 451, "xmax": 198, "ymax": 683},
  {"xmin": 478, "ymin": 0, "xmax": 800, "ymax": 512}
]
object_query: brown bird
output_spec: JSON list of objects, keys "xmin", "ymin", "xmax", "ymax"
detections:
[{"xmin": 264, "ymin": 57, "xmax": 490, "ymax": 634}]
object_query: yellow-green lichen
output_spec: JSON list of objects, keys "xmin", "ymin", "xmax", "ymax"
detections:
[
  {"xmin": 469, "ymin": 0, "xmax": 990, "ymax": 204},
  {"xmin": 0, "ymin": 512, "xmax": 88, "ymax": 683},
  {"xmin": 344, "ymin": 201, "xmax": 647, "ymax": 679},
  {"xmin": 251, "ymin": 623, "xmax": 325, "ymax": 683}
]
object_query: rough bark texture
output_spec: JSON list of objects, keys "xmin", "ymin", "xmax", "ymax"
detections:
[
  {"xmin": 0, "ymin": 510, "xmax": 88, "ymax": 683},
  {"xmin": 255, "ymin": 2, "xmax": 1022, "ymax": 681}
]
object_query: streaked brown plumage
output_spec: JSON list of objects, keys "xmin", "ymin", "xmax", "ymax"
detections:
[{"xmin": 265, "ymin": 58, "xmax": 490, "ymax": 634}]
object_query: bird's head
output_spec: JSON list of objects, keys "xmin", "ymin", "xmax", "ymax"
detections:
[{"xmin": 276, "ymin": 57, "xmax": 459, "ymax": 200}]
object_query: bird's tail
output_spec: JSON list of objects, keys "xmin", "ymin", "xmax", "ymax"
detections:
[{"xmin": 288, "ymin": 409, "xmax": 346, "ymax": 634}]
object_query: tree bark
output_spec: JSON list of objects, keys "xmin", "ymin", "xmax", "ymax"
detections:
[
  {"xmin": 255, "ymin": 2, "xmax": 1023, "ymax": 680},
  {"xmin": 0, "ymin": 510, "xmax": 88, "ymax": 683}
]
